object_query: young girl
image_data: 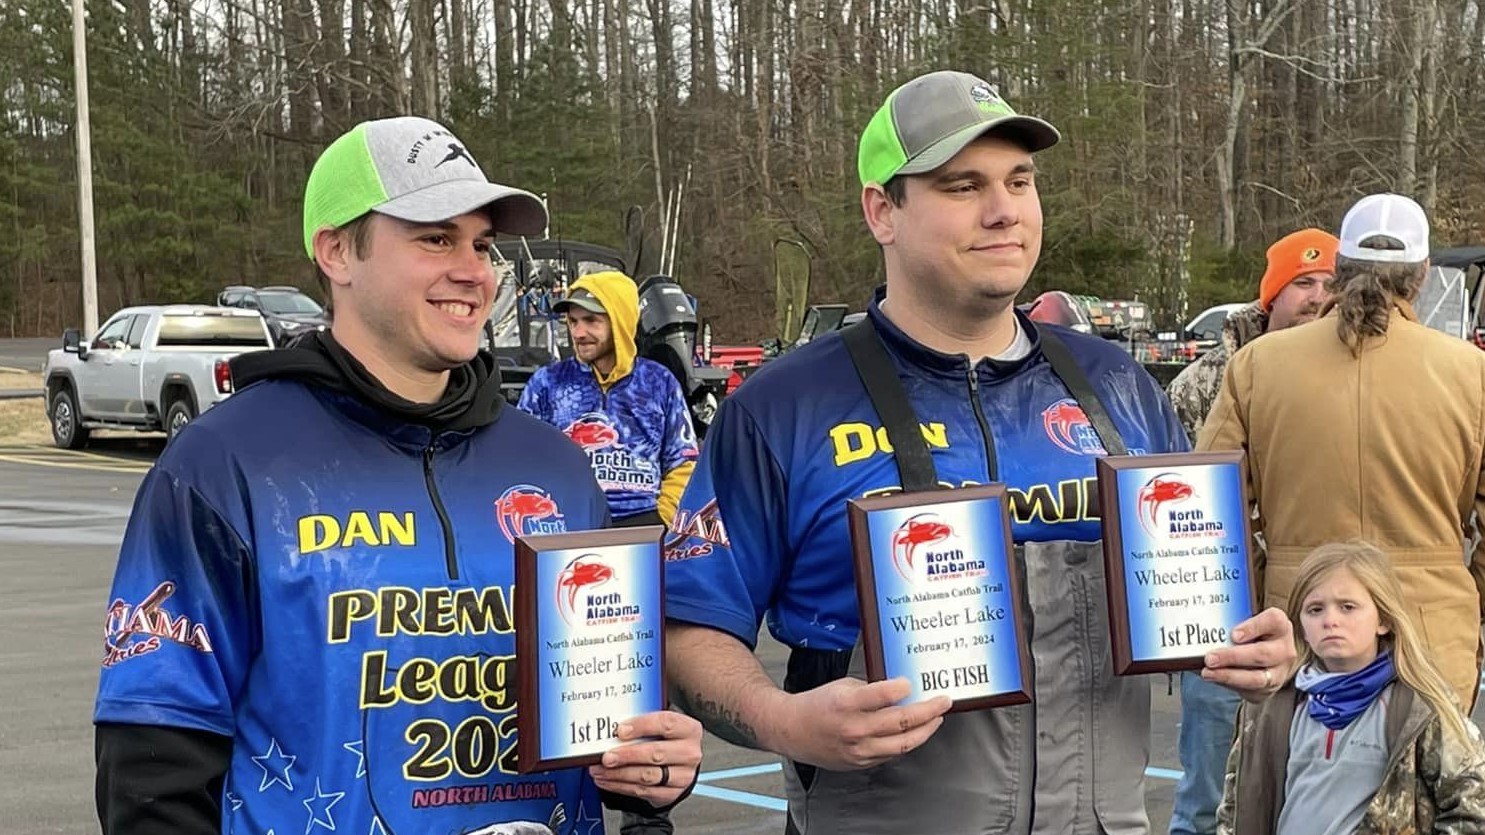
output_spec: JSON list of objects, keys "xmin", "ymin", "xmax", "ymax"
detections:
[{"xmin": 1216, "ymin": 541, "xmax": 1485, "ymax": 834}]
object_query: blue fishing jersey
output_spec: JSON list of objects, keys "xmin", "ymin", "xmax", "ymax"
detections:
[
  {"xmin": 519, "ymin": 358, "xmax": 698, "ymax": 519},
  {"xmin": 94, "ymin": 379, "xmax": 613, "ymax": 835},
  {"xmin": 663, "ymin": 295, "xmax": 1189, "ymax": 651}
]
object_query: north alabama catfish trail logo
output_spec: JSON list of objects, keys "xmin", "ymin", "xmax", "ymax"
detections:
[
  {"xmin": 102, "ymin": 581, "xmax": 213, "ymax": 668},
  {"xmin": 494, "ymin": 485, "xmax": 566, "ymax": 542},
  {"xmin": 1043, "ymin": 398, "xmax": 1108, "ymax": 456},
  {"xmin": 888, "ymin": 513, "xmax": 985, "ymax": 583},
  {"xmin": 564, "ymin": 413, "xmax": 620, "ymax": 452},
  {"xmin": 1136, "ymin": 473, "xmax": 1223, "ymax": 539},
  {"xmin": 556, "ymin": 555, "xmax": 641, "ymax": 626}
]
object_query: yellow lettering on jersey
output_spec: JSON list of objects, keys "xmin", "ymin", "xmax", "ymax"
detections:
[
  {"xmin": 830, "ymin": 422, "xmax": 949, "ymax": 467},
  {"xmin": 298, "ymin": 511, "xmax": 416, "ymax": 554}
]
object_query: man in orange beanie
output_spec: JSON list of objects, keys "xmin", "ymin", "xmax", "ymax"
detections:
[
  {"xmin": 1259, "ymin": 227, "xmax": 1338, "ymax": 330},
  {"xmin": 1164, "ymin": 226, "xmax": 1336, "ymax": 835}
]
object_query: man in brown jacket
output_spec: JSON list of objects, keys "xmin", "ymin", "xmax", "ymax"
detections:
[{"xmin": 1199, "ymin": 192, "xmax": 1485, "ymax": 707}]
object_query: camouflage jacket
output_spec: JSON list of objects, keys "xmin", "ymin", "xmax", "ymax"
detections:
[
  {"xmin": 1167, "ymin": 302, "xmax": 1269, "ymax": 443},
  {"xmin": 1217, "ymin": 681, "xmax": 1485, "ymax": 835}
]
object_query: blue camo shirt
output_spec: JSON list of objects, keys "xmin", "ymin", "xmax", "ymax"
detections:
[
  {"xmin": 519, "ymin": 357, "xmax": 698, "ymax": 519},
  {"xmin": 94, "ymin": 380, "xmax": 615, "ymax": 835},
  {"xmin": 663, "ymin": 297, "xmax": 1189, "ymax": 651}
]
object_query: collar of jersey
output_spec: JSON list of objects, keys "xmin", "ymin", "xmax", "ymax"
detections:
[
  {"xmin": 309, "ymin": 385, "xmax": 481, "ymax": 454},
  {"xmin": 866, "ymin": 287, "xmax": 1044, "ymax": 382}
]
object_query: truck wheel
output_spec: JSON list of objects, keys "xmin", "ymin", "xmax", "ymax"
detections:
[
  {"xmin": 50, "ymin": 388, "xmax": 90, "ymax": 449},
  {"xmin": 165, "ymin": 398, "xmax": 196, "ymax": 443}
]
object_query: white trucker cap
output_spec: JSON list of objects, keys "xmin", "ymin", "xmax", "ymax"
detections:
[{"xmin": 1337, "ymin": 193, "xmax": 1429, "ymax": 264}]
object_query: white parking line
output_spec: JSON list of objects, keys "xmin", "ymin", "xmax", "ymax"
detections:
[
  {"xmin": 692, "ymin": 761, "xmax": 1188, "ymax": 811},
  {"xmin": 0, "ymin": 451, "xmax": 152, "ymax": 474}
]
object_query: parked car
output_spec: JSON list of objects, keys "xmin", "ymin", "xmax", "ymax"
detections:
[
  {"xmin": 1183, "ymin": 302, "xmax": 1248, "ymax": 349},
  {"xmin": 217, "ymin": 285, "xmax": 328, "ymax": 344},
  {"xmin": 43, "ymin": 305, "xmax": 274, "ymax": 448}
]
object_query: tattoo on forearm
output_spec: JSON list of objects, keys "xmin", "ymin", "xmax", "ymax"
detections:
[{"xmin": 676, "ymin": 688, "xmax": 761, "ymax": 749}]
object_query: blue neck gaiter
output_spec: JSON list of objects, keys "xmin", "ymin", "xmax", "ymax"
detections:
[{"xmin": 1295, "ymin": 651, "xmax": 1396, "ymax": 731}]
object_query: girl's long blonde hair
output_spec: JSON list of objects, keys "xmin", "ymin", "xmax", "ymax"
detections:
[{"xmin": 1286, "ymin": 541, "xmax": 1471, "ymax": 743}]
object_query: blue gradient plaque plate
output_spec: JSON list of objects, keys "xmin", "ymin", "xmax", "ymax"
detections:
[
  {"xmin": 515, "ymin": 526, "xmax": 666, "ymax": 772},
  {"xmin": 1097, "ymin": 452, "xmax": 1256, "ymax": 675},
  {"xmin": 847, "ymin": 485, "xmax": 1032, "ymax": 712}
]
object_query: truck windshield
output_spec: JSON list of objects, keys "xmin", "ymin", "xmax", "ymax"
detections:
[{"xmin": 156, "ymin": 314, "xmax": 271, "ymax": 347}]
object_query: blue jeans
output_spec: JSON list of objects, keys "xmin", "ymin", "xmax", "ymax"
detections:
[{"xmin": 1169, "ymin": 671, "xmax": 1241, "ymax": 835}]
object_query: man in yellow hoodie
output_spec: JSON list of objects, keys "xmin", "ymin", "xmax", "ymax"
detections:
[{"xmin": 519, "ymin": 271, "xmax": 699, "ymax": 529}]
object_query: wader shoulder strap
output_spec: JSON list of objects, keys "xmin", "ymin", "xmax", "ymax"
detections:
[
  {"xmin": 1033, "ymin": 323, "xmax": 1129, "ymax": 456},
  {"xmin": 841, "ymin": 319, "xmax": 941, "ymax": 492}
]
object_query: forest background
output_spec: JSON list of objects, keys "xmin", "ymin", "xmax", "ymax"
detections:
[{"xmin": 1, "ymin": 0, "xmax": 1475, "ymax": 340}]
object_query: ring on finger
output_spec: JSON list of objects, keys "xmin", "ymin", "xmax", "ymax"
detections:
[
  {"xmin": 1262, "ymin": 668, "xmax": 1273, "ymax": 689},
  {"xmin": 657, "ymin": 764, "xmax": 671, "ymax": 787}
]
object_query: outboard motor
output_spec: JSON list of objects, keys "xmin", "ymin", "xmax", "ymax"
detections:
[
  {"xmin": 635, "ymin": 274, "xmax": 720, "ymax": 435},
  {"xmin": 636, "ymin": 274, "xmax": 699, "ymax": 393}
]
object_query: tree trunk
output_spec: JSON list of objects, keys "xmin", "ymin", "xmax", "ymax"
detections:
[
  {"xmin": 447, "ymin": 0, "xmax": 469, "ymax": 93},
  {"xmin": 757, "ymin": 0, "xmax": 774, "ymax": 193},
  {"xmin": 495, "ymin": 0, "xmax": 515, "ymax": 120},
  {"xmin": 409, "ymin": 0, "xmax": 439, "ymax": 117},
  {"xmin": 1419, "ymin": 0, "xmax": 1440, "ymax": 210},
  {"xmin": 348, "ymin": 0, "xmax": 370, "ymax": 119},
  {"xmin": 370, "ymin": 0, "xmax": 401, "ymax": 112},
  {"xmin": 318, "ymin": 0, "xmax": 348, "ymax": 127},
  {"xmin": 1217, "ymin": 0, "xmax": 1243, "ymax": 251},
  {"xmin": 1399, "ymin": 0, "xmax": 1436, "ymax": 198},
  {"xmin": 647, "ymin": 0, "xmax": 677, "ymax": 188},
  {"xmin": 283, "ymin": 0, "xmax": 317, "ymax": 137}
]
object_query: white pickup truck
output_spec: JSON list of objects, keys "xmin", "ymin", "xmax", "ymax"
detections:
[{"xmin": 43, "ymin": 305, "xmax": 274, "ymax": 448}]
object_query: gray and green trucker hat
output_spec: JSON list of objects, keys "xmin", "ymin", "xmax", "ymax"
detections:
[
  {"xmin": 302, "ymin": 116, "xmax": 548, "ymax": 258},
  {"xmin": 858, "ymin": 71, "xmax": 1060, "ymax": 188}
]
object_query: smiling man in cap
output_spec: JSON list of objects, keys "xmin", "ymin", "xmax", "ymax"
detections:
[
  {"xmin": 662, "ymin": 71, "xmax": 1295, "ymax": 834},
  {"xmin": 94, "ymin": 116, "xmax": 702, "ymax": 835}
]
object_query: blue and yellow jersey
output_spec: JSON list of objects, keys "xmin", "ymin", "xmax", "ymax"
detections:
[
  {"xmin": 520, "ymin": 358, "xmax": 698, "ymax": 521},
  {"xmin": 94, "ymin": 380, "xmax": 611, "ymax": 835}
]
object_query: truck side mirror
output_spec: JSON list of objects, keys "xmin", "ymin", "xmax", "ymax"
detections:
[{"xmin": 62, "ymin": 328, "xmax": 81, "ymax": 353}]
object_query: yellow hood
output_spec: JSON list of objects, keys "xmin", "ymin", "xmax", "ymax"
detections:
[{"xmin": 571, "ymin": 271, "xmax": 639, "ymax": 388}]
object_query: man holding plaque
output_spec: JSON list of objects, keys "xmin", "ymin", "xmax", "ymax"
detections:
[
  {"xmin": 93, "ymin": 116, "xmax": 701, "ymax": 835},
  {"xmin": 1199, "ymin": 192, "xmax": 1485, "ymax": 709},
  {"xmin": 1163, "ymin": 227, "xmax": 1336, "ymax": 835},
  {"xmin": 663, "ymin": 70, "xmax": 1297, "ymax": 834}
]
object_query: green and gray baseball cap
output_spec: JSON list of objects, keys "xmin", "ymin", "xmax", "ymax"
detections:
[
  {"xmin": 553, "ymin": 288, "xmax": 607, "ymax": 315},
  {"xmin": 858, "ymin": 71, "xmax": 1060, "ymax": 188},
  {"xmin": 302, "ymin": 116, "xmax": 548, "ymax": 259}
]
